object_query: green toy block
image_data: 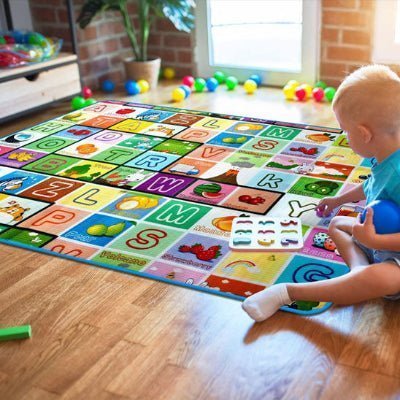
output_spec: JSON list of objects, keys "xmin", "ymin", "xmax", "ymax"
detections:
[{"xmin": 0, "ymin": 325, "xmax": 31, "ymax": 341}]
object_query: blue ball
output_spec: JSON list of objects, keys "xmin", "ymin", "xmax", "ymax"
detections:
[
  {"xmin": 360, "ymin": 200, "xmax": 400, "ymax": 234},
  {"xmin": 206, "ymin": 77, "xmax": 219, "ymax": 92},
  {"xmin": 125, "ymin": 80, "xmax": 141, "ymax": 95},
  {"xmin": 249, "ymin": 74, "xmax": 262, "ymax": 86},
  {"xmin": 102, "ymin": 79, "xmax": 115, "ymax": 93},
  {"xmin": 179, "ymin": 84, "xmax": 191, "ymax": 98}
]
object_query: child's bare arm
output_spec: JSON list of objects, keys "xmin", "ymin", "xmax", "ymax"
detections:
[{"xmin": 317, "ymin": 184, "xmax": 366, "ymax": 217}]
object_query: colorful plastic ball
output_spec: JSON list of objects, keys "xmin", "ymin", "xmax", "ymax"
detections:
[
  {"xmin": 82, "ymin": 86, "xmax": 92, "ymax": 99},
  {"xmin": 206, "ymin": 77, "xmax": 219, "ymax": 92},
  {"xmin": 300, "ymin": 83, "xmax": 313, "ymax": 98},
  {"xmin": 214, "ymin": 71, "xmax": 226, "ymax": 84},
  {"xmin": 182, "ymin": 75, "xmax": 195, "ymax": 88},
  {"xmin": 125, "ymin": 80, "xmax": 141, "ymax": 95},
  {"xmin": 172, "ymin": 87, "xmax": 186, "ymax": 102},
  {"xmin": 244, "ymin": 79, "xmax": 257, "ymax": 94},
  {"xmin": 312, "ymin": 87, "xmax": 325, "ymax": 102},
  {"xmin": 0, "ymin": 36, "xmax": 6, "ymax": 45},
  {"xmin": 295, "ymin": 87, "xmax": 307, "ymax": 101},
  {"xmin": 226, "ymin": 76, "xmax": 238, "ymax": 90},
  {"xmin": 315, "ymin": 80, "xmax": 327, "ymax": 89},
  {"xmin": 283, "ymin": 84, "xmax": 296, "ymax": 100},
  {"xmin": 194, "ymin": 78, "xmax": 206, "ymax": 92},
  {"xmin": 137, "ymin": 79, "xmax": 150, "ymax": 93},
  {"xmin": 249, "ymin": 74, "xmax": 262, "ymax": 86},
  {"xmin": 286, "ymin": 80, "xmax": 299, "ymax": 88},
  {"xmin": 71, "ymin": 96, "xmax": 86, "ymax": 110},
  {"xmin": 101, "ymin": 80, "xmax": 115, "ymax": 93},
  {"xmin": 360, "ymin": 200, "xmax": 400, "ymax": 234},
  {"xmin": 84, "ymin": 98, "xmax": 97, "ymax": 107},
  {"xmin": 163, "ymin": 67, "xmax": 175, "ymax": 80},
  {"xmin": 179, "ymin": 85, "xmax": 191, "ymax": 98},
  {"xmin": 324, "ymin": 87, "xmax": 336, "ymax": 102}
]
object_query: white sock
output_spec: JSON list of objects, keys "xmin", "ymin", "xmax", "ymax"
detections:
[{"xmin": 242, "ymin": 283, "xmax": 291, "ymax": 322}]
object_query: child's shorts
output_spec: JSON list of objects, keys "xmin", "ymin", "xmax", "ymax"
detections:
[{"xmin": 354, "ymin": 239, "xmax": 400, "ymax": 301}]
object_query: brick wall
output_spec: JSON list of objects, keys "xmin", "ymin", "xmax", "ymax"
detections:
[
  {"xmin": 29, "ymin": 0, "xmax": 194, "ymax": 88},
  {"xmin": 320, "ymin": 0, "xmax": 376, "ymax": 87},
  {"xmin": 30, "ymin": 0, "xmax": 379, "ymax": 89}
]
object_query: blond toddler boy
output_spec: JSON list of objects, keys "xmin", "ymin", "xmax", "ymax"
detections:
[{"xmin": 243, "ymin": 65, "xmax": 400, "ymax": 322}]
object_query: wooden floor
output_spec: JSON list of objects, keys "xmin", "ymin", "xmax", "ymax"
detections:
[{"xmin": 1, "ymin": 83, "xmax": 400, "ymax": 400}]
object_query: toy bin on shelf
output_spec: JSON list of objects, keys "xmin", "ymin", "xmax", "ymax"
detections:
[{"xmin": 0, "ymin": 52, "xmax": 81, "ymax": 123}]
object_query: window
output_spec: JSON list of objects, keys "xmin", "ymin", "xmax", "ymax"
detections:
[
  {"xmin": 373, "ymin": 0, "xmax": 400, "ymax": 63},
  {"xmin": 195, "ymin": 0, "xmax": 320, "ymax": 86}
]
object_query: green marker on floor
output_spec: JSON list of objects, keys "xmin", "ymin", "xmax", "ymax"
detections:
[{"xmin": 0, "ymin": 325, "xmax": 31, "ymax": 341}]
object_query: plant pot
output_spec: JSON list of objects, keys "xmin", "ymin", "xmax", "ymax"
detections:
[{"xmin": 123, "ymin": 57, "xmax": 161, "ymax": 89}]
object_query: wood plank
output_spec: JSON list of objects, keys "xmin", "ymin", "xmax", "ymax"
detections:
[
  {"xmin": 1, "ymin": 85, "xmax": 400, "ymax": 400},
  {"xmin": 320, "ymin": 364, "xmax": 400, "ymax": 400},
  {"xmin": 0, "ymin": 53, "xmax": 78, "ymax": 81}
]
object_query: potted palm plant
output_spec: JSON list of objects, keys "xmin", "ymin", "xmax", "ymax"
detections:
[{"xmin": 77, "ymin": 0, "xmax": 195, "ymax": 88}]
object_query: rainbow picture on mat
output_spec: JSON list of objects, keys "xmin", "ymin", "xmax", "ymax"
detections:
[{"xmin": 0, "ymin": 100, "xmax": 363, "ymax": 315}]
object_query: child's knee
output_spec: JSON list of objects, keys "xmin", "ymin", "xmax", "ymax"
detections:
[{"xmin": 328, "ymin": 216, "xmax": 342, "ymax": 236}]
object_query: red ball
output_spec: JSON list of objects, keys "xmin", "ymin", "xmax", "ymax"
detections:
[
  {"xmin": 295, "ymin": 87, "xmax": 307, "ymax": 101},
  {"xmin": 82, "ymin": 86, "xmax": 93, "ymax": 99},
  {"xmin": 182, "ymin": 75, "xmax": 195, "ymax": 88},
  {"xmin": 312, "ymin": 87, "xmax": 325, "ymax": 102}
]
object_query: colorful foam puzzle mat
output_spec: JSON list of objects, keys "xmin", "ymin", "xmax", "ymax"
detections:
[{"xmin": 0, "ymin": 100, "xmax": 371, "ymax": 315}]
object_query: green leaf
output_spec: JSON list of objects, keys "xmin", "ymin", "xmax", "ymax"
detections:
[{"xmin": 76, "ymin": 0, "xmax": 122, "ymax": 29}]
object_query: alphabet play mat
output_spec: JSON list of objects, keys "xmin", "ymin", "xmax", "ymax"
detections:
[{"xmin": 0, "ymin": 100, "xmax": 365, "ymax": 315}]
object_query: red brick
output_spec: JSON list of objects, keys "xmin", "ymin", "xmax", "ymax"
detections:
[
  {"xmin": 30, "ymin": 6, "xmax": 57, "ymax": 23},
  {"xmin": 359, "ymin": 0, "xmax": 375, "ymax": 10},
  {"xmin": 322, "ymin": 0, "xmax": 357, "ymax": 8},
  {"xmin": 342, "ymin": 30, "xmax": 371, "ymax": 45},
  {"xmin": 89, "ymin": 58, "xmax": 110, "ymax": 73},
  {"xmin": 323, "ymin": 10, "xmax": 369, "ymax": 27},
  {"xmin": 98, "ymin": 21, "xmax": 126, "ymax": 36},
  {"xmin": 56, "ymin": 9, "xmax": 68, "ymax": 24},
  {"xmin": 160, "ymin": 49, "xmax": 176, "ymax": 63},
  {"xmin": 177, "ymin": 50, "xmax": 193, "ymax": 64},
  {"xmin": 320, "ymin": 62, "xmax": 347, "ymax": 76},
  {"xmin": 148, "ymin": 34, "xmax": 162, "ymax": 46},
  {"xmin": 173, "ymin": 66, "xmax": 195, "ymax": 78},
  {"xmin": 79, "ymin": 25, "xmax": 99, "ymax": 41},
  {"xmin": 321, "ymin": 78, "xmax": 343, "ymax": 88},
  {"xmin": 321, "ymin": 28, "xmax": 340, "ymax": 42},
  {"xmin": 156, "ymin": 19, "xmax": 175, "ymax": 32},
  {"xmin": 163, "ymin": 34, "xmax": 191, "ymax": 48},
  {"xmin": 103, "ymin": 38, "xmax": 120, "ymax": 53},
  {"xmin": 327, "ymin": 46, "xmax": 370, "ymax": 62}
]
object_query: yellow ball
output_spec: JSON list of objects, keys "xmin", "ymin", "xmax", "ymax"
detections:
[
  {"xmin": 137, "ymin": 79, "xmax": 150, "ymax": 93},
  {"xmin": 163, "ymin": 67, "xmax": 175, "ymax": 80},
  {"xmin": 283, "ymin": 84, "xmax": 296, "ymax": 100},
  {"xmin": 300, "ymin": 83, "xmax": 313, "ymax": 98},
  {"xmin": 171, "ymin": 87, "xmax": 186, "ymax": 102},
  {"xmin": 244, "ymin": 79, "xmax": 257, "ymax": 94},
  {"xmin": 286, "ymin": 80, "xmax": 299, "ymax": 88}
]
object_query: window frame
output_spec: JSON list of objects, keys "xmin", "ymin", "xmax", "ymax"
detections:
[
  {"xmin": 372, "ymin": 0, "xmax": 400, "ymax": 64},
  {"xmin": 195, "ymin": 0, "xmax": 321, "ymax": 86}
]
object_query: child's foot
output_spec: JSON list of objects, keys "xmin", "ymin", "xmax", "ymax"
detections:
[{"xmin": 242, "ymin": 283, "xmax": 291, "ymax": 322}]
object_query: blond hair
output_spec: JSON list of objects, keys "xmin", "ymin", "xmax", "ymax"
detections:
[{"xmin": 333, "ymin": 64, "xmax": 400, "ymax": 135}]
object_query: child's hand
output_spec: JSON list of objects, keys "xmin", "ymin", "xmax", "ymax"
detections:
[
  {"xmin": 352, "ymin": 208, "xmax": 377, "ymax": 248},
  {"xmin": 316, "ymin": 197, "xmax": 340, "ymax": 217}
]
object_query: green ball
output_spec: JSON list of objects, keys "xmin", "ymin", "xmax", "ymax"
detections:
[
  {"xmin": 226, "ymin": 76, "xmax": 238, "ymax": 90},
  {"xmin": 194, "ymin": 78, "xmax": 206, "ymax": 92},
  {"xmin": 84, "ymin": 98, "xmax": 97, "ymax": 107},
  {"xmin": 71, "ymin": 96, "xmax": 86, "ymax": 110},
  {"xmin": 214, "ymin": 71, "xmax": 226, "ymax": 84},
  {"xmin": 324, "ymin": 87, "xmax": 336, "ymax": 102},
  {"xmin": 314, "ymin": 80, "xmax": 327, "ymax": 89}
]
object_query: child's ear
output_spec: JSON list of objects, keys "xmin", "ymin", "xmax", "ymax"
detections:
[{"xmin": 358, "ymin": 124, "xmax": 373, "ymax": 143}]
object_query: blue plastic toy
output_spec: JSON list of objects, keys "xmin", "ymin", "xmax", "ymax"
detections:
[
  {"xmin": 360, "ymin": 200, "xmax": 400, "ymax": 234},
  {"xmin": 101, "ymin": 79, "xmax": 115, "ymax": 93},
  {"xmin": 179, "ymin": 84, "xmax": 191, "ymax": 98},
  {"xmin": 125, "ymin": 80, "xmax": 140, "ymax": 95},
  {"xmin": 249, "ymin": 74, "xmax": 262, "ymax": 86},
  {"xmin": 206, "ymin": 77, "xmax": 219, "ymax": 92}
]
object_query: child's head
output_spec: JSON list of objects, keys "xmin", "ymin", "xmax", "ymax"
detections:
[{"xmin": 333, "ymin": 64, "xmax": 400, "ymax": 157}]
